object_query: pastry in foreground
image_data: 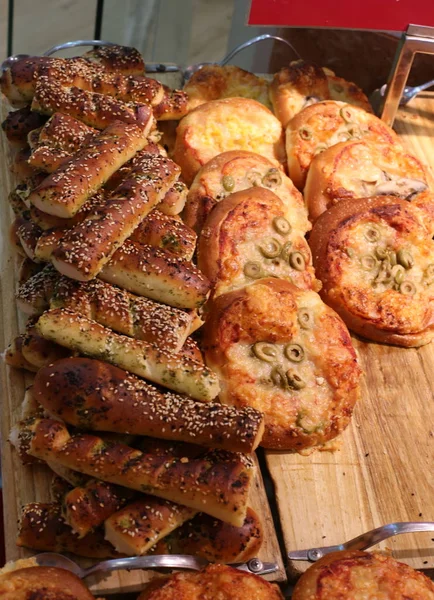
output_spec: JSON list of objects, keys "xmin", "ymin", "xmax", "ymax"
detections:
[
  {"xmin": 173, "ymin": 97, "xmax": 286, "ymax": 185},
  {"xmin": 183, "ymin": 150, "xmax": 309, "ymax": 234},
  {"xmin": 292, "ymin": 550, "xmax": 434, "ymax": 600},
  {"xmin": 309, "ymin": 196, "xmax": 434, "ymax": 346},
  {"xmin": 198, "ymin": 187, "xmax": 319, "ymax": 298},
  {"xmin": 286, "ymin": 100, "xmax": 400, "ymax": 189},
  {"xmin": 305, "ymin": 138, "xmax": 433, "ymax": 222},
  {"xmin": 138, "ymin": 564, "xmax": 284, "ymax": 600},
  {"xmin": 203, "ymin": 278, "xmax": 361, "ymax": 450}
]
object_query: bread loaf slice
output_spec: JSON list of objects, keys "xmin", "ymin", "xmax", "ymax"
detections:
[
  {"xmin": 100, "ymin": 240, "xmax": 210, "ymax": 309},
  {"xmin": 51, "ymin": 153, "xmax": 180, "ymax": 280},
  {"xmin": 19, "ymin": 418, "xmax": 255, "ymax": 526},
  {"xmin": 28, "ymin": 121, "xmax": 152, "ymax": 217},
  {"xmin": 35, "ymin": 309, "xmax": 219, "ymax": 401},
  {"xmin": 33, "ymin": 358, "xmax": 264, "ymax": 452}
]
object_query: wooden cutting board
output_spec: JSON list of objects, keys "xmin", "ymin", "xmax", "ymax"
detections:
[
  {"xmin": 0, "ymin": 98, "xmax": 286, "ymax": 594},
  {"xmin": 266, "ymin": 93, "xmax": 434, "ymax": 577}
]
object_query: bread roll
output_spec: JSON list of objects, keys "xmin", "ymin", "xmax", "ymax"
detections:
[
  {"xmin": 184, "ymin": 150, "xmax": 309, "ymax": 235},
  {"xmin": 105, "ymin": 497, "xmax": 196, "ymax": 555},
  {"xmin": 28, "ymin": 120, "xmax": 152, "ymax": 217},
  {"xmin": 151, "ymin": 507, "xmax": 263, "ymax": 563},
  {"xmin": 309, "ymin": 196, "xmax": 434, "ymax": 346},
  {"xmin": 30, "ymin": 188, "xmax": 107, "ymax": 230},
  {"xmin": 5, "ymin": 335, "xmax": 38, "ymax": 372},
  {"xmin": 173, "ymin": 98, "xmax": 285, "ymax": 185},
  {"xmin": 1, "ymin": 105, "xmax": 47, "ymax": 147},
  {"xmin": 157, "ymin": 181, "xmax": 188, "ymax": 215},
  {"xmin": 152, "ymin": 86, "xmax": 189, "ymax": 121},
  {"xmin": 0, "ymin": 56, "xmax": 49, "ymax": 106},
  {"xmin": 18, "ymin": 257, "xmax": 44, "ymax": 285},
  {"xmin": 14, "ymin": 218, "xmax": 43, "ymax": 261},
  {"xmin": 19, "ymin": 418, "xmax": 255, "ymax": 525},
  {"xmin": 21, "ymin": 322, "xmax": 71, "ymax": 369},
  {"xmin": 292, "ymin": 550, "xmax": 434, "ymax": 600},
  {"xmin": 36, "ymin": 309, "xmax": 219, "ymax": 401},
  {"xmin": 17, "ymin": 502, "xmax": 119, "ymax": 558},
  {"xmin": 100, "ymin": 240, "xmax": 210, "ymax": 309},
  {"xmin": 305, "ymin": 139, "xmax": 434, "ymax": 222},
  {"xmin": 33, "ymin": 358, "xmax": 264, "ymax": 452},
  {"xmin": 139, "ymin": 564, "xmax": 284, "ymax": 600},
  {"xmin": 183, "ymin": 64, "xmax": 272, "ymax": 110},
  {"xmin": 0, "ymin": 566, "xmax": 95, "ymax": 600},
  {"xmin": 16, "ymin": 264, "xmax": 58, "ymax": 315},
  {"xmin": 286, "ymin": 100, "xmax": 400, "ymax": 189},
  {"xmin": 203, "ymin": 278, "xmax": 361, "ymax": 450},
  {"xmin": 83, "ymin": 44, "xmax": 145, "ymax": 76},
  {"xmin": 198, "ymin": 187, "xmax": 319, "ymax": 298}
]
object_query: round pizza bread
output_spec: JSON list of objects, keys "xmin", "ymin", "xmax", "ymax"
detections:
[
  {"xmin": 197, "ymin": 187, "xmax": 319, "ymax": 298},
  {"xmin": 270, "ymin": 59, "xmax": 371, "ymax": 128},
  {"xmin": 173, "ymin": 98, "xmax": 286, "ymax": 185},
  {"xmin": 203, "ymin": 278, "xmax": 361, "ymax": 450},
  {"xmin": 305, "ymin": 138, "xmax": 434, "ymax": 222},
  {"xmin": 183, "ymin": 64, "xmax": 272, "ymax": 111},
  {"xmin": 286, "ymin": 100, "xmax": 399, "ymax": 190},
  {"xmin": 183, "ymin": 150, "xmax": 309, "ymax": 235},
  {"xmin": 292, "ymin": 551, "xmax": 434, "ymax": 600},
  {"xmin": 309, "ymin": 196, "xmax": 434, "ymax": 346}
]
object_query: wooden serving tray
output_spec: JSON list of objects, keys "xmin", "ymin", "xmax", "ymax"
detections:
[
  {"xmin": 266, "ymin": 94, "xmax": 434, "ymax": 577},
  {"xmin": 0, "ymin": 95, "xmax": 286, "ymax": 594}
]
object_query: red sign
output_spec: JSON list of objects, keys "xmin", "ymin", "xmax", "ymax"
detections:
[{"xmin": 249, "ymin": 0, "xmax": 434, "ymax": 31}]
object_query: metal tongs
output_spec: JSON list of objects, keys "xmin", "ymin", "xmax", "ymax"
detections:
[
  {"xmin": 34, "ymin": 552, "xmax": 278, "ymax": 579},
  {"xmin": 288, "ymin": 521, "xmax": 434, "ymax": 562}
]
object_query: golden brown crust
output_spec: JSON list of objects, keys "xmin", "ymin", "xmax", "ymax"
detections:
[
  {"xmin": 286, "ymin": 100, "xmax": 400, "ymax": 189},
  {"xmin": 173, "ymin": 98, "xmax": 285, "ymax": 185},
  {"xmin": 5, "ymin": 335, "xmax": 39, "ymax": 372},
  {"xmin": 18, "ymin": 257, "xmax": 44, "ymax": 286},
  {"xmin": 51, "ymin": 153, "xmax": 180, "ymax": 280},
  {"xmin": 158, "ymin": 181, "xmax": 188, "ymax": 216},
  {"xmin": 16, "ymin": 264, "xmax": 58, "ymax": 315},
  {"xmin": 141, "ymin": 564, "xmax": 284, "ymax": 600},
  {"xmin": 33, "ymin": 357, "xmax": 264, "ymax": 453},
  {"xmin": 305, "ymin": 139, "xmax": 434, "ymax": 222},
  {"xmin": 22, "ymin": 418, "xmax": 255, "ymax": 526},
  {"xmin": 1, "ymin": 105, "xmax": 47, "ymax": 147},
  {"xmin": 30, "ymin": 188, "xmax": 107, "ymax": 230},
  {"xmin": 17, "ymin": 502, "xmax": 119, "ymax": 558},
  {"xmin": 0, "ymin": 566, "xmax": 95, "ymax": 600},
  {"xmin": 15, "ymin": 217, "xmax": 43, "ymax": 261},
  {"xmin": 198, "ymin": 187, "xmax": 318, "ymax": 298},
  {"xmin": 184, "ymin": 150, "xmax": 309, "ymax": 235},
  {"xmin": 325, "ymin": 70, "xmax": 372, "ymax": 112},
  {"xmin": 184, "ymin": 64, "xmax": 272, "ymax": 110},
  {"xmin": 21, "ymin": 322, "xmax": 71, "ymax": 369},
  {"xmin": 0, "ymin": 56, "xmax": 50, "ymax": 106},
  {"xmin": 292, "ymin": 550, "xmax": 434, "ymax": 600},
  {"xmin": 309, "ymin": 196, "xmax": 434, "ymax": 346},
  {"xmin": 203, "ymin": 278, "xmax": 361, "ymax": 450},
  {"xmin": 151, "ymin": 506, "xmax": 263, "ymax": 563},
  {"xmin": 153, "ymin": 87, "xmax": 189, "ymax": 121}
]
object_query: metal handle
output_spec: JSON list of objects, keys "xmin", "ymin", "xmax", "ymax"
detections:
[
  {"xmin": 219, "ymin": 34, "xmax": 300, "ymax": 66},
  {"xmin": 83, "ymin": 554, "xmax": 206, "ymax": 578},
  {"xmin": 43, "ymin": 40, "xmax": 117, "ymax": 56}
]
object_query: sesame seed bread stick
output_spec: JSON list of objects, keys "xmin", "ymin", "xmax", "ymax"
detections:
[
  {"xmin": 100, "ymin": 239, "xmax": 210, "ymax": 309},
  {"xmin": 33, "ymin": 358, "xmax": 264, "ymax": 452},
  {"xmin": 0, "ymin": 105, "xmax": 47, "ymax": 147},
  {"xmin": 14, "ymin": 218, "xmax": 43, "ymax": 262},
  {"xmin": 82, "ymin": 44, "xmax": 145, "ymax": 76},
  {"xmin": 17, "ymin": 502, "xmax": 119, "ymax": 558},
  {"xmin": 104, "ymin": 497, "xmax": 196, "ymax": 555},
  {"xmin": 0, "ymin": 56, "xmax": 50, "ymax": 106},
  {"xmin": 28, "ymin": 120, "xmax": 153, "ymax": 218},
  {"xmin": 36, "ymin": 309, "xmax": 219, "ymax": 401},
  {"xmin": 16, "ymin": 265, "xmax": 58, "ymax": 316},
  {"xmin": 18, "ymin": 418, "xmax": 254, "ymax": 526},
  {"xmin": 51, "ymin": 154, "xmax": 180, "ymax": 281},
  {"xmin": 157, "ymin": 181, "xmax": 188, "ymax": 216}
]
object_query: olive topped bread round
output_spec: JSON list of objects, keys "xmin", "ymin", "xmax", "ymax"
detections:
[
  {"xmin": 197, "ymin": 187, "xmax": 319, "ymax": 299},
  {"xmin": 203, "ymin": 278, "xmax": 361, "ymax": 450},
  {"xmin": 309, "ymin": 196, "xmax": 434, "ymax": 346},
  {"xmin": 183, "ymin": 150, "xmax": 309, "ymax": 235}
]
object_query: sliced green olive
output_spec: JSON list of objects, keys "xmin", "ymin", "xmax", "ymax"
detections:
[
  {"xmin": 345, "ymin": 247, "xmax": 355, "ymax": 258},
  {"xmin": 247, "ymin": 170, "xmax": 262, "ymax": 186},
  {"xmin": 281, "ymin": 240, "xmax": 293, "ymax": 262},
  {"xmin": 391, "ymin": 264, "xmax": 405, "ymax": 284},
  {"xmin": 298, "ymin": 308, "xmax": 314, "ymax": 329},
  {"xmin": 387, "ymin": 251, "xmax": 397, "ymax": 266},
  {"xmin": 364, "ymin": 225, "xmax": 381, "ymax": 243},
  {"xmin": 286, "ymin": 369, "xmax": 306, "ymax": 390},
  {"xmin": 289, "ymin": 251, "xmax": 306, "ymax": 271},
  {"xmin": 375, "ymin": 246, "xmax": 388, "ymax": 260},
  {"xmin": 399, "ymin": 280, "xmax": 416, "ymax": 295},
  {"xmin": 272, "ymin": 216, "xmax": 291, "ymax": 235},
  {"xmin": 313, "ymin": 143, "xmax": 328, "ymax": 156},
  {"xmin": 375, "ymin": 260, "xmax": 393, "ymax": 284},
  {"xmin": 270, "ymin": 366, "xmax": 287, "ymax": 389},
  {"xmin": 252, "ymin": 342, "xmax": 278, "ymax": 363},
  {"xmin": 284, "ymin": 343, "xmax": 305, "ymax": 362},
  {"xmin": 222, "ymin": 174, "xmax": 235, "ymax": 192},
  {"xmin": 340, "ymin": 106, "xmax": 353, "ymax": 123},
  {"xmin": 424, "ymin": 264, "xmax": 434, "ymax": 284},
  {"xmin": 244, "ymin": 261, "xmax": 265, "ymax": 279},
  {"xmin": 299, "ymin": 126, "xmax": 313, "ymax": 140},
  {"xmin": 396, "ymin": 249, "xmax": 414, "ymax": 270},
  {"xmin": 259, "ymin": 238, "xmax": 282, "ymax": 259},
  {"xmin": 262, "ymin": 168, "xmax": 282, "ymax": 188},
  {"xmin": 360, "ymin": 255, "xmax": 378, "ymax": 271}
]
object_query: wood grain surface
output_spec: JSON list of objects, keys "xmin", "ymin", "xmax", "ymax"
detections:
[
  {"xmin": 0, "ymin": 97, "xmax": 285, "ymax": 594},
  {"xmin": 266, "ymin": 93, "xmax": 434, "ymax": 577}
]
